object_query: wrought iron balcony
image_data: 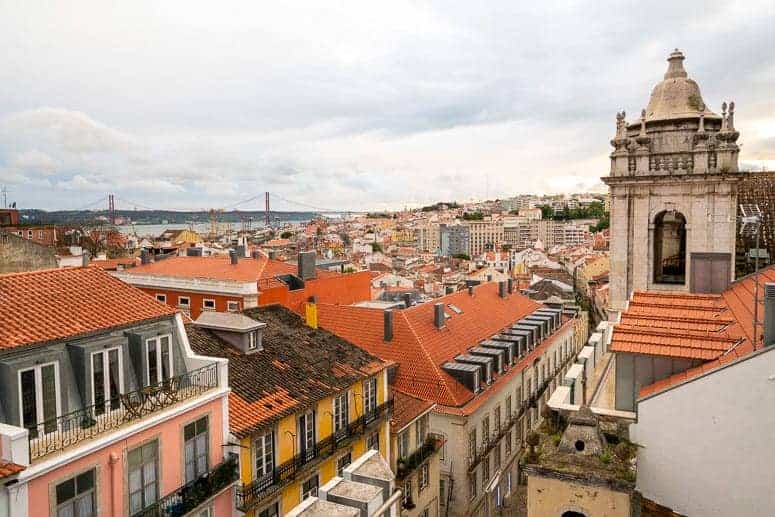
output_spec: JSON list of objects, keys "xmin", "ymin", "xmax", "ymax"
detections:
[
  {"xmin": 396, "ymin": 433, "xmax": 444, "ymax": 481},
  {"xmin": 28, "ymin": 363, "xmax": 219, "ymax": 461},
  {"xmin": 135, "ymin": 458, "xmax": 238, "ymax": 517},
  {"xmin": 235, "ymin": 398, "xmax": 392, "ymax": 511}
]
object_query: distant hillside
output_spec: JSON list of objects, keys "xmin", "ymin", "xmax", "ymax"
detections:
[{"xmin": 18, "ymin": 209, "xmax": 318, "ymax": 226}]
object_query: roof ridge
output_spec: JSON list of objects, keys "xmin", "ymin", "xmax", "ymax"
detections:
[
  {"xmin": 0, "ymin": 265, "xmax": 85, "ymax": 279},
  {"xmin": 614, "ymin": 325, "xmax": 737, "ymax": 343}
]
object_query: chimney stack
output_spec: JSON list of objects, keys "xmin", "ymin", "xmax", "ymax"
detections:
[
  {"xmin": 81, "ymin": 250, "xmax": 90, "ymax": 267},
  {"xmin": 468, "ymin": 285, "xmax": 474, "ymax": 296},
  {"xmin": 297, "ymin": 251, "xmax": 317, "ymax": 281},
  {"xmin": 508, "ymin": 278, "xmax": 514, "ymax": 294},
  {"xmin": 487, "ymin": 274, "xmax": 493, "ymax": 282},
  {"xmin": 229, "ymin": 249, "xmax": 238, "ymax": 265},
  {"xmin": 445, "ymin": 285, "xmax": 455, "ymax": 295},
  {"xmin": 499, "ymin": 280, "xmax": 507, "ymax": 298},
  {"xmin": 434, "ymin": 303, "xmax": 445, "ymax": 329},
  {"xmin": 384, "ymin": 309, "xmax": 393, "ymax": 342},
  {"xmin": 764, "ymin": 283, "xmax": 775, "ymax": 347},
  {"xmin": 140, "ymin": 249, "xmax": 150, "ymax": 265}
]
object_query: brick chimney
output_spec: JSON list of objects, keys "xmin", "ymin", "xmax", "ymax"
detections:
[
  {"xmin": 434, "ymin": 303, "xmax": 445, "ymax": 329},
  {"xmin": 384, "ymin": 309, "xmax": 393, "ymax": 342}
]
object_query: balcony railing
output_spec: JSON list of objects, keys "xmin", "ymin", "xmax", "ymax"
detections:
[
  {"xmin": 28, "ymin": 363, "xmax": 219, "ymax": 460},
  {"xmin": 396, "ymin": 433, "xmax": 444, "ymax": 481},
  {"xmin": 135, "ymin": 458, "xmax": 238, "ymax": 517},
  {"xmin": 235, "ymin": 398, "xmax": 393, "ymax": 511}
]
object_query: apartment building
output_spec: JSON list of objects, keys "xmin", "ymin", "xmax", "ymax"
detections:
[
  {"xmin": 439, "ymin": 224, "xmax": 469, "ymax": 257},
  {"xmin": 416, "ymin": 224, "xmax": 440, "ymax": 254},
  {"xmin": 505, "ymin": 220, "xmax": 592, "ymax": 250},
  {"xmin": 0, "ymin": 267, "xmax": 233, "ymax": 517},
  {"xmin": 114, "ymin": 250, "xmax": 372, "ymax": 319},
  {"xmin": 466, "ymin": 219, "xmax": 504, "ymax": 257},
  {"xmin": 317, "ymin": 282, "xmax": 588, "ymax": 516},
  {"xmin": 186, "ymin": 304, "xmax": 393, "ymax": 517},
  {"xmin": 391, "ymin": 392, "xmax": 442, "ymax": 517}
]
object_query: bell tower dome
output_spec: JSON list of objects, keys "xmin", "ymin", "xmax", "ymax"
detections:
[{"xmin": 603, "ymin": 50, "xmax": 744, "ymax": 314}]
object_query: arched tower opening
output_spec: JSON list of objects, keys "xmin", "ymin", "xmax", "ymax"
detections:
[{"xmin": 653, "ymin": 211, "xmax": 687, "ymax": 284}]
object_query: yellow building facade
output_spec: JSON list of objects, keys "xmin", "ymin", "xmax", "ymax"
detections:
[{"xmin": 236, "ymin": 372, "xmax": 391, "ymax": 517}]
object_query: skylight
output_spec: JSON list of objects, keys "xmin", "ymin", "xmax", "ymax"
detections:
[{"xmin": 448, "ymin": 304, "xmax": 463, "ymax": 315}]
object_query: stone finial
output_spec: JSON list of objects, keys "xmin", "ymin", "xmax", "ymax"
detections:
[
  {"xmin": 664, "ymin": 49, "xmax": 688, "ymax": 79},
  {"xmin": 721, "ymin": 102, "xmax": 728, "ymax": 131},
  {"xmin": 615, "ymin": 111, "xmax": 627, "ymax": 139},
  {"xmin": 639, "ymin": 109, "xmax": 646, "ymax": 136},
  {"xmin": 728, "ymin": 101, "xmax": 736, "ymax": 130}
]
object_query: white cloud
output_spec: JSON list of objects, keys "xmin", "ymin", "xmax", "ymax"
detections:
[{"xmin": 0, "ymin": 1, "xmax": 773, "ymax": 210}]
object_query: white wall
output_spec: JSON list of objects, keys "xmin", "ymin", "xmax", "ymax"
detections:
[{"xmin": 632, "ymin": 347, "xmax": 775, "ymax": 517}]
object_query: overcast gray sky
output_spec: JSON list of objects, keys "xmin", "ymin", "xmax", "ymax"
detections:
[{"xmin": 1, "ymin": 0, "xmax": 774, "ymax": 211}]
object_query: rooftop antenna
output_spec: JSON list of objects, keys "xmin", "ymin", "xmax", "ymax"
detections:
[
  {"xmin": 740, "ymin": 203, "xmax": 763, "ymax": 350},
  {"xmin": 1, "ymin": 185, "xmax": 9, "ymax": 209}
]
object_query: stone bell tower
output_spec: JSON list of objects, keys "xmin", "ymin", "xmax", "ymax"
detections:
[{"xmin": 603, "ymin": 49, "xmax": 744, "ymax": 313}]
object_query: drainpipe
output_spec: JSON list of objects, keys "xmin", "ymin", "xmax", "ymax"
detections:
[
  {"xmin": 374, "ymin": 489, "xmax": 402, "ymax": 517},
  {"xmin": 109, "ymin": 453, "xmax": 120, "ymax": 517}
]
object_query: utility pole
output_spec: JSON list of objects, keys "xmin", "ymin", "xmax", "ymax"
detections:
[
  {"xmin": 1, "ymin": 185, "xmax": 8, "ymax": 208},
  {"xmin": 265, "ymin": 192, "xmax": 270, "ymax": 227}
]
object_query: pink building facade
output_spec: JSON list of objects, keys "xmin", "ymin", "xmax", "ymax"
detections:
[{"xmin": 0, "ymin": 267, "xmax": 234, "ymax": 517}]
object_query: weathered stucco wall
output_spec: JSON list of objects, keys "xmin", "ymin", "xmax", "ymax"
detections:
[
  {"xmin": 0, "ymin": 231, "xmax": 57, "ymax": 273},
  {"xmin": 527, "ymin": 474, "xmax": 631, "ymax": 517}
]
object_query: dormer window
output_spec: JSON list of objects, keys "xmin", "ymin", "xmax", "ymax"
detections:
[
  {"xmin": 19, "ymin": 362, "xmax": 60, "ymax": 437},
  {"xmin": 227, "ymin": 301, "xmax": 240, "ymax": 312},
  {"xmin": 146, "ymin": 335, "xmax": 173, "ymax": 385},
  {"xmin": 193, "ymin": 312, "xmax": 266, "ymax": 355}
]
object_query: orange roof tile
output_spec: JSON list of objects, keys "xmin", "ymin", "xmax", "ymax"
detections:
[
  {"xmin": 0, "ymin": 267, "xmax": 176, "ymax": 350},
  {"xmin": 318, "ymin": 283, "xmax": 545, "ymax": 410},
  {"xmin": 618, "ymin": 266, "xmax": 775, "ymax": 398},
  {"xmin": 0, "ymin": 462, "xmax": 25, "ymax": 480},
  {"xmin": 391, "ymin": 390, "xmax": 435, "ymax": 432},
  {"xmin": 124, "ymin": 255, "xmax": 296, "ymax": 283}
]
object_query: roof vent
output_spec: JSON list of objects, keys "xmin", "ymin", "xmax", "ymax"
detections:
[
  {"xmin": 434, "ymin": 303, "xmax": 445, "ymax": 329},
  {"xmin": 508, "ymin": 278, "xmax": 514, "ymax": 294},
  {"xmin": 468, "ymin": 285, "xmax": 474, "ymax": 296},
  {"xmin": 229, "ymin": 249, "xmax": 238, "ymax": 265},
  {"xmin": 140, "ymin": 249, "xmax": 151, "ymax": 265},
  {"xmin": 499, "ymin": 281, "xmax": 507, "ymax": 298},
  {"xmin": 764, "ymin": 283, "xmax": 775, "ymax": 347}
]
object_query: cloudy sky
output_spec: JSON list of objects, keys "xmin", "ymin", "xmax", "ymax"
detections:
[{"xmin": 2, "ymin": 1, "xmax": 774, "ymax": 211}]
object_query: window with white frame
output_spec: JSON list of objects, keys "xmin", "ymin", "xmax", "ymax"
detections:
[
  {"xmin": 299, "ymin": 411, "xmax": 315, "ymax": 460},
  {"xmin": 419, "ymin": 463, "xmax": 429, "ymax": 490},
  {"xmin": 91, "ymin": 347, "xmax": 122, "ymax": 416},
  {"xmin": 439, "ymin": 479, "xmax": 446, "ymax": 506},
  {"xmin": 254, "ymin": 432, "xmax": 274, "ymax": 479},
  {"xmin": 27, "ymin": 230, "xmax": 33, "ymax": 238},
  {"xmin": 178, "ymin": 296, "xmax": 190, "ymax": 307},
  {"xmin": 203, "ymin": 299, "xmax": 216, "ymax": 310},
  {"xmin": 248, "ymin": 331, "xmax": 258, "ymax": 350},
  {"xmin": 398, "ymin": 430, "xmax": 410, "ymax": 458},
  {"xmin": 333, "ymin": 392, "xmax": 348, "ymax": 435},
  {"xmin": 184, "ymin": 416, "xmax": 209, "ymax": 483},
  {"xmin": 55, "ymin": 468, "xmax": 95, "ymax": 517},
  {"xmin": 468, "ymin": 472, "xmax": 477, "ymax": 500},
  {"xmin": 402, "ymin": 478, "xmax": 412, "ymax": 507},
  {"xmin": 363, "ymin": 377, "xmax": 377, "ymax": 418},
  {"xmin": 367, "ymin": 430, "xmax": 379, "ymax": 451},
  {"xmin": 415, "ymin": 413, "xmax": 429, "ymax": 446},
  {"xmin": 227, "ymin": 301, "xmax": 240, "ymax": 312},
  {"xmin": 257, "ymin": 503, "xmax": 279, "ymax": 517},
  {"xmin": 145, "ymin": 335, "xmax": 173, "ymax": 386},
  {"xmin": 19, "ymin": 362, "xmax": 60, "ymax": 437},
  {"xmin": 128, "ymin": 440, "xmax": 158, "ymax": 515},
  {"xmin": 38, "ymin": 230, "xmax": 44, "ymax": 240},
  {"xmin": 482, "ymin": 455, "xmax": 490, "ymax": 488},
  {"xmin": 301, "ymin": 474, "xmax": 318, "ymax": 500},
  {"xmin": 155, "ymin": 294, "xmax": 166, "ymax": 303}
]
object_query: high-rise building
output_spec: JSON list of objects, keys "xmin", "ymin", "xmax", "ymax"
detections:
[
  {"xmin": 603, "ymin": 49, "xmax": 742, "ymax": 312},
  {"xmin": 439, "ymin": 223, "xmax": 470, "ymax": 257}
]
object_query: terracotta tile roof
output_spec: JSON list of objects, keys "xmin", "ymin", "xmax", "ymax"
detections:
[
  {"xmin": 0, "ymin": 267, "xmax": 176, "ymax": 350},
  {"xmin": 613, "ymin": 265, "xmax": 775, "ymax": 398},
  {"xmin": 0, "ymin": 462, "xmax": 25, "ymax": 480},
  {"xmin": 89, "ymin": 257, "xmax": 141, "ymax": 270},
  {"xmin": 317, "ymin": 283, "xmax": 548, "ymax": 410},
  {"xmin": 390, "ymin": 390, "xmax": 435, "ymax": 433},
  {"xmin": 186, "ymin": 304, "xmax": 389, "ymax": 438},
  {"xmin": 125, "ymin": 255, "xmax": 296, "ymax": 283}
]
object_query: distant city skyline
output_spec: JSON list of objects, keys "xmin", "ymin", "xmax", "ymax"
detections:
[{"xmin": 2, "ymin": 1, "xmax": 774, "ymax": 211}]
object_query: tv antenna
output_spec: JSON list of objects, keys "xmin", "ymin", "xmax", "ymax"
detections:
[{"xmin": 740, "ymin": 204, "xmax": 763, "ymax": 349}]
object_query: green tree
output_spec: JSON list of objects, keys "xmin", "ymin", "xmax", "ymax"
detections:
[
  {"xmin": 371, "ymin": 242, "xmax": 383, "ymax": 253},
  {"xmin": 280, "ymin": 231, "xmax": 293, "ymax": 239}
]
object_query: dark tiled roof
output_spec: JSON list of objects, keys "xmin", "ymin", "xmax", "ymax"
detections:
[{"xmin": 186, "ymin": 304, "xmax": 388, "ymax": 438}]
